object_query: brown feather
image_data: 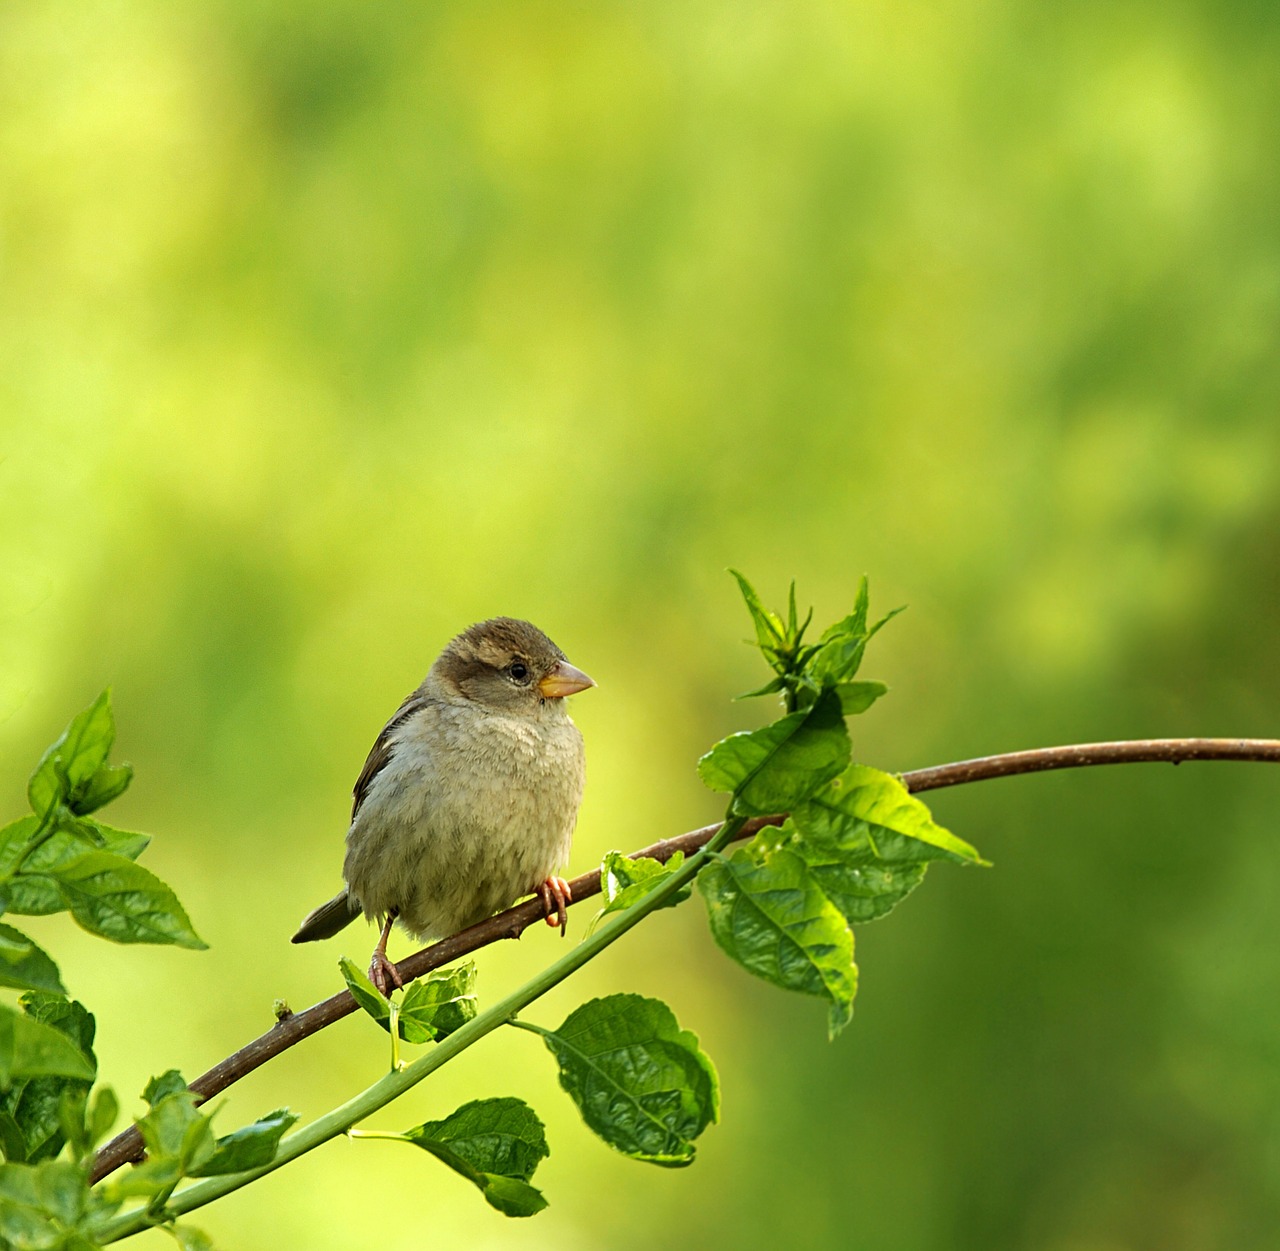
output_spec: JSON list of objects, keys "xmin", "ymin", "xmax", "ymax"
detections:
[{"xmin": 351, "ymin": 691, "xmax": 430, "ymax": 820}]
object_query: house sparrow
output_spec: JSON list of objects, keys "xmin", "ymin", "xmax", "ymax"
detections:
[{"xmin": 292, "ymin": 617, "xmax": 593, "ymax": 994}]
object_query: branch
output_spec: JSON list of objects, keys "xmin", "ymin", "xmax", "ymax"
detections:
[{"xmin": 88, "ymin": 735, "xmax": 1280, "ymax": 1185}]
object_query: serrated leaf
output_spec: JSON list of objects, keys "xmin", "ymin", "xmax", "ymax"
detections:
[
  {"xmin": 388, "ymin": 1097, "xmax": 549, "ymax": 1217},
  {"xmin": 796, "ymin": 841, "xmax": 928, "ymax": 924},
  {"xmin": 339, "ymin": 958, "xmax": 478, "ymax": 1043},
  {"xmin": 28, "ymin": 692, "xmax": 117, "ymax": 821},
  {"xmin": 20, "ymin": 996, "xmax": 95, "ymax": 1067},
  {"xmin": 134, "ymin": 1079, "xmax": 214, "ymax": 1181},
  {"xmin": 0, "ymin": 819, "xmax": 151, "ymax": 919},
  {"xmin": 0, "ymin": 1007, "xmax": 95, "ymax": 1087},
  {"xmin": 142, "ymin": 1071, "xmax": 188, "ymax": 1108},
  {"xmin": 398, "ymin": 964, "xmax": 478, "ymax": 1043},
  {"xmin": 795, "ymin": 765, "xmax": 985, "ymax": 867},
  {"xmin": 699, "ymin": 840, "xmax": 857, "ymax": 1037},
  {"xmin": 0, "ymin": 1160, "xmax": 92, "ymax": 1243},
  {"xmin": 35, "ymin": 852, "xmax": 205, "ymax": 948},
  {"xmin": 729, "ymin": 569, "xmax": 786, "ymax": 654},
  {"xmin": 599, "ymin": 851, "xmax": 690, "ymax": 916},
  {"xmin": 536, "ymin": 994, "xmax": 718, "ymax": 1166},
  {"xmin": 74, "ymin": 821, "xmax": 149, "ymax": 863},
  {"xmin": 188, "ymin": 1107, "xmax": 297, "ymax": 1177},
  {"xmin": 698, "ymin": 689, "xmax": 850, "ymax": 816},
  {"xmin": 0, "ymin": 931, "xmax": 28, "ymax": 961},
  {"xmin": 0, "ymin": 926, "xmax": 63, "ymax": 995}
]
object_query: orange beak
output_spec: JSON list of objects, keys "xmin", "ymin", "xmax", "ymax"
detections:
[{"xmin": 538, "ymin": 660, "xmax": 596, "ymax": 699}]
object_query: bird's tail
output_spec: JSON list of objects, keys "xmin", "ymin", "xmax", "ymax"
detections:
[{"xmin": 291, "ymin": 888, "xmax": 361, "ymax": 943}]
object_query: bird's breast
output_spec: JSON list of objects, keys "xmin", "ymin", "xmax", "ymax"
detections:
[{"xmin": 343, "ymin": 701, "xmax": 585, "ymax": 938}]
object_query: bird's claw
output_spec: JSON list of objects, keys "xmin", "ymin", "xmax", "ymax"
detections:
[
  {"xmin": 368, "ymin": 949, "xmax": 404, "ymax": 998},
  {"xmin": 536, "ymin": 876, "xmax": 572, "ymax": 937}
]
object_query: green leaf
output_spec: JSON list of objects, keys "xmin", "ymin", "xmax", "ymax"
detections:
[
  {"xmin": 0, "ymin": 1007, "xmax": 95, "ymax": 1088},
  {"xmin": 795, "ymin": 765, "xmax": 985, "ymax": 867},
  {"xmin": 699, "ymin": 839, "xmax": 857, "ymax": 1037},
  {"xmin": 733, "ymin": 675, "xmax": 786, "ymax": 701},
  {"xmin": 535, "ymin": 994, "xmax": 718, "ymax": 1166},
  {"xmin": 599, "ymin": 851, "xmax": 690, "ymax": 916},
  {"xmin": 398, "ymin": 964, "xmax": 478, "ymax": 1043},
  {"xmin": 133, "ymin": 1076, "xmax": 214, "ymax": 1184},
  {"xmin": 57, "ymin": 1087, "xmax": 90, "ymax": 1164},
  {"xmin": 70, "ymin": 764, "xmax": 134, "ymax": 817},
  {"xmin": 0, "ymin": 819, "xmax": 151, "ymax": 919},
  {"xmin": 0, "ymin": 1113, "xmax": 27, "ymax": 1163},
  {"xmin": 57, "ymin": 1083, "xmax": 118, "ymax": 1166},
  {"xmin": 28, "ymin": 692, "xmax": 117, "ymax": 821},
  {"xmin": 729, "ymin": 569, "xmax": 786, "ymax": 654},
  {"xmin": 339, "ymin": 958, "xmax": 478, "ymax": 1043},
  {"xmin": 0, "ymin": 930, "xmax": 28, "ymax": 960},
  {"xmin": 167, "ymin": 1224, "xmax": 217, "ymax": 1251},
  {"xmin": 794, "ymin": 839, "xmax": 928, "ymax": 925},
  {"xmin": 0, "ymin": 926, "xmax": 64, "ymax": 995},
  {"xmin": 389, "ymin": 1097, "xmax": 550, "ymax": 1217},
  {"xmin": 36, "ymin": 852, "xmax": 205, "ymax": 948},
  {"xmin": 834, "ymin": 680, "xmax": 889, "ymax": 716},
  {"xmin": 188, "ymin": 1107, "xmax": 298, "ymax": 1177},
  {"xmin": 823, "ymin": 575, "xmax": 871, "ymax": 641},
  {"xmin": 22, "ymin": 997, "xmax": 95, "ymax": 1066},
  {"xmin": 72, "ymin": 820, "xmax": 149, "ymax": 863},
  {"xmin": 0, "ymin": 1160, "xmax": 93, "ymax": 1245},
  {"xmin": 810, "ymin": 601, "xmax": 905, "ymax": 688},
  {"xmin": 88, "ymin": 1087, "xmax": 118, "ymax": 1149},
  {"xmin": 142, "ymin": 1071, "xmax": 188, "ymax": 1107},
  {"xmin": 698, "ymin": 689, "xmax": 851, "ymax": 816},
  {"xmin": 339, "ymin": 957, "xmax": 391, "ymax": 1025},
  {"xmin": 0, "ymin": 997, "xmax": 96, "ymax": 1163}
]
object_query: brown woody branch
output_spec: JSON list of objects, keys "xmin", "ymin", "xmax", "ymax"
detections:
[{"xmin": 88, "ymin": 736, "xmax": 1280, "ymax": 1185}]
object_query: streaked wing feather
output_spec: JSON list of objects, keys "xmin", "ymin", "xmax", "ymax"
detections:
[{"xmin": 352, "ymin": 691, "xmax": 428, "ymax": 819}]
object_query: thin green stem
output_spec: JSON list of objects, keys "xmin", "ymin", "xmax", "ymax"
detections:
[
  {"xmin": 92, "ymin": 816, "xmax": 746, "ymax": 1244},
  {"xmin": 388, "ymin": 997, "xmax": 402, "ymax": 1071},
  {"xmin": 506, "ymin": 1019, "xmax": 549, "ymax": 1037},
  {"xmin": 7, "ymin": 804, "xmax": 59, "ymax": 878}
]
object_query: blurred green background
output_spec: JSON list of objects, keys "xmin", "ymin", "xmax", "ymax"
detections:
[{"xmin": 2, "ymin": 1, "xmax": 1279, "ymax": 1247}]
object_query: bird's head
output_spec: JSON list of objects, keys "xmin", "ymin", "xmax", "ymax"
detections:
[{"xmin": 432, "ymin": 617, "xmax": 594, "ymax": 714}]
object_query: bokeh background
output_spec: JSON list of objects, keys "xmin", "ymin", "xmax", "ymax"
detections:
[{"xmin": 2, "ymin": 2, "xmax": 1280, "ymax": 1247}]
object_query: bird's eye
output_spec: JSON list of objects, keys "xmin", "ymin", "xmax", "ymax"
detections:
[{"xmin": 509, "ymin": 661, "xmax": 528, "ymax": 682}]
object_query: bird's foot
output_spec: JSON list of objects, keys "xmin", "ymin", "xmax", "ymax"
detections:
[
  {"xmin": 368, "ymin": 949, "xmax": 404, "ymax": 998},
  {"xmin": 536, "ymin": 876, "xmax": 573, "ymax": 937}
]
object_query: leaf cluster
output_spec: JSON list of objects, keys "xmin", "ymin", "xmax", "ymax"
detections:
[
  {"xmin": 344, "ymin": 969, "xmax": 717, "ymax": 1210},
  {"xmin": 731, "ymin": 570, "xmax": 899, "ymax": 715},
  {"xmin": 698, "ymin": 575, "xmax": 985, "ymax": 1035},
  {"xmin": 0, "ymin": 694, "xmax": 231, "ymax": 1248}
]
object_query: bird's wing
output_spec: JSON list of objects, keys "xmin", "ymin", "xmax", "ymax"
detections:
[{"xmin": 351, "ymin": 690, "xmax": 430, "ymax": 820}]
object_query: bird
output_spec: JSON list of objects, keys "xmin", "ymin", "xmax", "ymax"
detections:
[{"xmin": 291, "ymin": 617, "xmax": 594, "ymax": 995}]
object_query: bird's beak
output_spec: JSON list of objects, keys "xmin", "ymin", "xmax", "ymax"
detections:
[{"xmin": 538, "ymin": 660, "xmax": 596, "ymax": 699}]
